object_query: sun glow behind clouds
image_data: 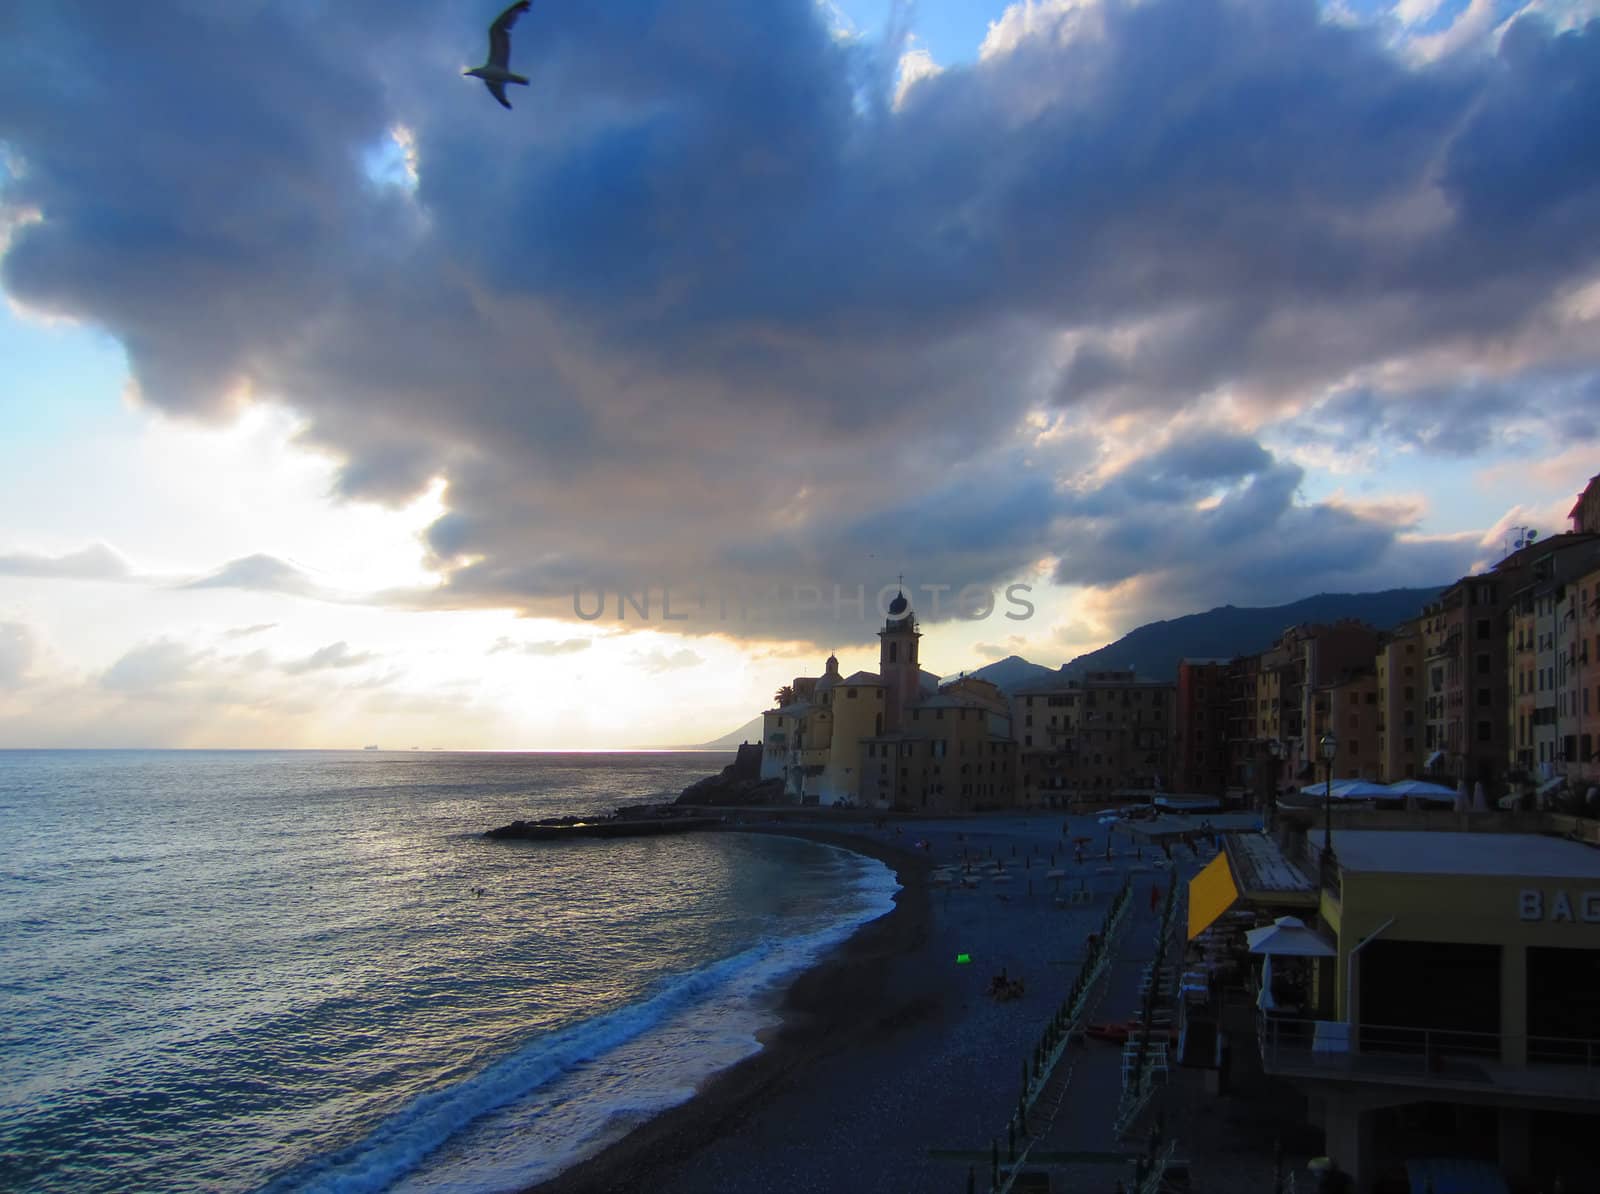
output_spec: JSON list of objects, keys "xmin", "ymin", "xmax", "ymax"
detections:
[{"xmin": 361, "ymin": 125, "xmax": 420, "ymax": 191}]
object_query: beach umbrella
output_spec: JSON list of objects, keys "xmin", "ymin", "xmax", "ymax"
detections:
[
  {"xmin": 1383, "ymin": 779, "xmax": 1456, "ymax": 801},
  {"xmin": 1256, "ymin": 954, "xmax": 1277, "ymax": 1011},
  {"xmin": 1245, "ymin": 915, "xmax": 1336, "ymax": 957},
  {"xmin": 1298, "ymin": 778, "xmax": 1389, "ymax": 800}
]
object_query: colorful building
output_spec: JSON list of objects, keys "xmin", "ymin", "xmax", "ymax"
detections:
[
  {"xmin": 1190, "ymin": 817, "xmax": 1600, "ymax": 1191},
  {"xmin": 761, "ymin": 591, "xmax": 1016, "ymax": 810}
]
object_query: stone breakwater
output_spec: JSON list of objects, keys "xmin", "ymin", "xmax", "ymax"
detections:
[
  {"xmin": 673, "ymin": 742, "xmax": 784, "ymax": 806},
  {"xmin": 485, "ymin": 811, "xmax": 723, "ymax": 840}
]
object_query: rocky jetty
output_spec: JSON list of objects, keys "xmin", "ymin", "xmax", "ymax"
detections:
[
  {"xmin": 485, "ymin": 806, "xmax": 720, "ymax": 840},
  {"xmin": 674, "ymin": 743, "xmax": 783, "ymax": 807}
]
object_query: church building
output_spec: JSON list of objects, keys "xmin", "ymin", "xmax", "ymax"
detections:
[{"xmin": 759, "ymin": 591, "xmax": 1019, "ymax": 811}]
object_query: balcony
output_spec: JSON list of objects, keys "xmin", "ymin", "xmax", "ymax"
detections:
[{"xmin": 1257, "ymin": 1015, "xmax": 1600, "ymax": 1103}]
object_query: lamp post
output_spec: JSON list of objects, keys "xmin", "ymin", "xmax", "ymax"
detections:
[{"xmin": 1319, "ymin": 731, "xmax": 1338, "ymax": 860}]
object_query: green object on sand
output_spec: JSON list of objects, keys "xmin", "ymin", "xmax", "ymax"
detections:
[{"xmin": 957, "ymin": 953, "xmax": 971, "ymax": 964}]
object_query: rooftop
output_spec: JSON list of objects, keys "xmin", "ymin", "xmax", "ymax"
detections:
[
  {"xmin": 1228, "ymin": 832, "xmax": 1318, "ymax": 899},
  {"xmin": 1331, "ymin": 830, "xmax": 1600, "ymax": 879}
]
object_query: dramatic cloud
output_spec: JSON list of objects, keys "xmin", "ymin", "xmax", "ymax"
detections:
[
  {"xmin": 4, "ymin": 0, "xmax": 1599, "ymax": 645},
  {"xmin": 0, "ymin": 543, "xmax": 130, "ymax": 581},
  {"xmin": 282, "ymin": 641, "xmax": 378, "ymax": 674},
  {"xmin": 1050, "ymin": 433, "xmax": 1485, "ymax": 621}
]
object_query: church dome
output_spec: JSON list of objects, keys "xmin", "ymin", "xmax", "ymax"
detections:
[{"xmin": 887, "ymin": 589, "xmax": 909, "ymax": 617}]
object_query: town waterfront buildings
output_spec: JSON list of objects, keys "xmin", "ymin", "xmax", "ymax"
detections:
[
  {"xmin": 756, "ymin": 471, "xmax": 1600, "ymax": 811},
  {"xmin": 759, "ymin": 591, "xmax": 1017, "ymax": 810}
]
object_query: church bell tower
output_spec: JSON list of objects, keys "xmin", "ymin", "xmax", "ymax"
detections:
[{"xmin": 878, "ymin": 587, "xmax": 922, "ymax": 734}]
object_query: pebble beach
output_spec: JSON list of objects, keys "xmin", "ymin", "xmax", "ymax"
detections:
[{"xmin": 528, "ymin": 811, "xmax": 1206, "ymax": 1194}]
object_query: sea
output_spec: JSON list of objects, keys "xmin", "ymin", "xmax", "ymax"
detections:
[{"xmin": 0, "ymin": 750, "xmax": 899, "ymax": 1194}]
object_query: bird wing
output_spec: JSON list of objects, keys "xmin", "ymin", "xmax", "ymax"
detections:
[
  {"xmin": 488, "ymin": 0, "xmax": 533, "ymax": 69},
  {"xmin": 485, "ymin": 78, "xmax": 513, "ymax": 109}
]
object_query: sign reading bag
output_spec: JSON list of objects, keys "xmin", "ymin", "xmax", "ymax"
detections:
[{"xmin": 1518, "ymin": 889, "xmax": 1600, "ymax": 923}]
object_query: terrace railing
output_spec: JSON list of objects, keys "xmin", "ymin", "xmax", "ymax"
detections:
[{"xmin": 1257, "ymin": 1014, "xmax": 1600, "ymax": 1101}]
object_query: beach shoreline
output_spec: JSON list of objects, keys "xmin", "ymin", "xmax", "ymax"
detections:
[{"xmin": 523, "ymin": 823, "xmax": 935, "ymax": 1194}]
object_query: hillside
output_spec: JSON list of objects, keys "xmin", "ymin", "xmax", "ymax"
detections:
[
  {"xmin": 962, "ymin": 586, "xmax": 1445, "ymax": 692},
  {"xmin": 1056, "ymin": 587, "xmax": 1446, "ymax": 683},
  {"xmin": 672, "ymin": 586, "xmax": 1448, "ymax": 743},
  {"xmin": 679, "ymin": 714, "xmax": 765, "ymax": 750},
  {"xmin": 940, "ymin": 655, "xmax": 1058, "ymax": 692}
]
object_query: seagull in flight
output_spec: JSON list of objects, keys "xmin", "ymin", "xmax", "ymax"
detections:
[{"xmin": 464, "ymin": 1, "xmax": 533, "ymax": 110}]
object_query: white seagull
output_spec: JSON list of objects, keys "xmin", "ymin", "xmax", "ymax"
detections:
[{"xmin": 464, "ymin": 1, "xmax": 533, "ymax": 110}]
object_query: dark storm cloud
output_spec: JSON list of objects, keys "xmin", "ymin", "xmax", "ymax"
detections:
[
  {"xmin": 1301, "ymin": 370, "xmax": 1600, "ymax": 457},
  {"xmin": 4, "ymin": 0, "xmax": 1598, "ymax": 643},
  {"xmin": 1050, "ymin": 439, "xmax": 1480, "ymax": 614}
]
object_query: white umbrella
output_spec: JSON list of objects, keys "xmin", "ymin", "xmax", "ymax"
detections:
[
  {"xmin": 1256, "ymin": 954, "xmax": 1277, "ymax": 1010},
  {"xmin": 1383, "ymin": 780, "xmax": 1457, "ymax": 802},
  {"xmin": 1245, "ymin": 915, "xmax": 1337, "ymax": 957},
  {"xmin": 1299, "ymin": 779, "xmax": 1390, "ymax": 800}
]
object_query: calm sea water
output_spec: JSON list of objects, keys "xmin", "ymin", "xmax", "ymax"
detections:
[{"xmin": 0, "ymin": 751, "xmax": 898, "ymax": 1194}]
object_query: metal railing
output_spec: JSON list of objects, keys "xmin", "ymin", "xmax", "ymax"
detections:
[{"xmin": 1257, "ymin": 1014, "xmax": 1600, "ymax": 1097}]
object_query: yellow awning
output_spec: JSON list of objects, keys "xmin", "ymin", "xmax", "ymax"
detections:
[{"xmin": 1187, "ymin": 850, "xmax": 1239, "ymax": 941}]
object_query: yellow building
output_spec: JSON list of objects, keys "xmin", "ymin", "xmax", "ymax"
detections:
[
  {"xmin": 1375, "ymin": 621, "xmax": 1424, "ymax": 782},
  {"xmin": 1192, "ymin": 821, "xmax": 1600, "ymax": 1191},
  {"xmin": 1309, "ymin": 672, "xmax": 1381, "ymax": 781},
  {"xmin": 760, "ymin": 592, "xmax": 1014, "ymax": 808}
]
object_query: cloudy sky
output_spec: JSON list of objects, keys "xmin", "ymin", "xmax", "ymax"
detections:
[{"xmin": 2, "ymin": 0, "xmax": 1598, "ymax": 749}]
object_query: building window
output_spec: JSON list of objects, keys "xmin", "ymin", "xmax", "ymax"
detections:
[
  {"xmin": 1476, "ymin": 688, "xmax": 1491, "ymax": 708},
  {"xmin": 847, "ymin": 688, "xmax": 857, "ymax": 698},
  {"xmin": 1476, "ymin": 653, "xmax": 1490, "ymax": 676},
  {"xmin": 1477, "ymin": 720, "xmax": 1492, "ymax": 743},
  {"xmin": 1476, "ymin": 619, "xmax": 1491, "ymax": 640}
]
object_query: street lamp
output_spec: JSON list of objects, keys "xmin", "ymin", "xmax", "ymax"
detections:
[{"xmin": 1319, "ymin": 731, "xmax": 1338, "ymax": 859}]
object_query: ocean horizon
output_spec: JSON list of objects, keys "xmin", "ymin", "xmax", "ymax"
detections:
[{"xmin": 0, "ymin": 750, "xmax": 898, "ymax": 1194}]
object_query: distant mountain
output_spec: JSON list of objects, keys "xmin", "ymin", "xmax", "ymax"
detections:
[
  {"xmin": 942, "ymin": 655, "xmax": 1060, "ymax": 693},
  {"xmin": 676, "ymin": 714, "xmax": 765, "ymax": 751},
  {"xmin": 667, "ymin": 587, "xmax": 1449, "ymax": 744},
  {"xmin": 1056, "ymin": 587, "xmax": 1447, "ymax": 683}
]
